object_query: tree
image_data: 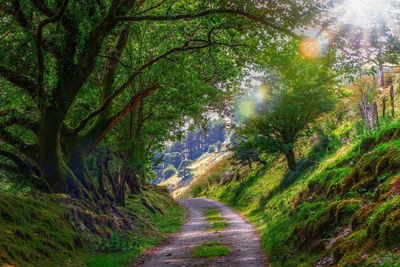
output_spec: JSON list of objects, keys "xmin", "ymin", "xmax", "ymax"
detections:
[{"xmin": 236, "ymin": 42, "xmax": 337, "ymax": 170}]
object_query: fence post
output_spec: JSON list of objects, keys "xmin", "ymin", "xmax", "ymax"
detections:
[
  {"xmin": 374, "ymin": 102, "xmax": 379, "ymax": 127},
  {"xmin": 382, "ymin": 96, "xmax": 387, "ymax": 118},
  {"xmin": 390, "ymin": 85, "xmax": 395, "ymax": 118}
]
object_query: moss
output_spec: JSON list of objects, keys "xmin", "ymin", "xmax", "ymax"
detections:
[
  {"xmin": 0, "ymin": 195, "xmax": 83, "ymax": 267},
  {"xmin": 351, "ymin": 203, "xmax": 379, "ymax": 229},
  {"xmin": 295, "ymin": 199, "xmax": 361, "ymax": 246},
  {"xmin": 333, "ymin": 229, "xmax": 371, "ymax": 266},
  {"xmin": 379, "ymin": 208, "xmax": 400, "ymax": 247},
  {"xmin": 342, "ymin": 143, "xmax": 400, "ymax": 193},
  {"xmin": 0, "ymin": 188, "xmax": 184, "ymax": 267},
  {"xmin": 358, "ymin": 124, "xmax": 400, "ymax": 154}
]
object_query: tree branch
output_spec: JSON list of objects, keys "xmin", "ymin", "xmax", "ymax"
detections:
[
  {"xmin": 72, "ymin": 0, "xmax": 124, "ymax": 95},
  {"xmin": 0, "ymin": 64, "xmax": 38, "ymax": 97},
  {"xmin": 0, "ymin": 130, "xmax": 37, "ymax": 159},
  {"xmin": 0, "ymin": 162, "xmax": 18, "ymax": 174},
  {"xmin": 94, "ymin": 83, "xmax": 163, "ymax": 146},
  {"xmin": 0, "ymin": 2, "xmax": 62, "ymax": 57},
  {"xmin": 72, "ymin": 40, "xmax": 214, "ymax": 133},
  {"xmin": 36, "ymin": 0, "xmax": 69, "ymax": 89},
  {"xmin": 31, "ymin": 0, "xmax": 54, "ymax": 16},
  {"xmin": 0, "ymin": 116, "xmax": 38, "ymax": 132},
  {"xmin": 11, "ymin": 0, "xmax": 30, "ymax": 29},
  {"xmin": 118, "ymin": 8, "xmax": 296, "ymax": 37},
  {"xmin": 0, "ymin": 148, "xmax": 40, "ymax": 176}
]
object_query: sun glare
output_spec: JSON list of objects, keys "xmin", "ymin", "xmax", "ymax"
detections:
[{"xmin": 340, "ymin": 0, "xmax": 393, "ymax": 27}]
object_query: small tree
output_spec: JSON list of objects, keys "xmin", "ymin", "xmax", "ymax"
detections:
[{"xmin": 237, "ymin": 46, "xmax": 336, "ymax": 170}]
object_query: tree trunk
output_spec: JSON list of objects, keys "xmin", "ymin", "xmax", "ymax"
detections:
[
  {"xmin": 103, "ymin": 155, "xmax": 118, "ymax": 203},
  {"xmin": 126, "ymin": 171, "xmax": 142, "ymax": 194},
  {"xmin": 284, "ymin": 148, "xmax": 296, "ymax": 171},
  {"xmin": 38, "ymin": 109, "xmax": 70, "ymax": 193},
  {"xmin": 95, "ymin": 156, "xmax": 106, "ymax": 198},
  {"xmin": 67, "ymin": 149, "xmax": 91, "ymax": 190}
]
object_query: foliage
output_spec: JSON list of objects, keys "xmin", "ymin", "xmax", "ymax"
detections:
[
  {"xmin": 1, "ymin": 0, "xmax": 319, "ymax": 197},
  {"xmin": 234, "ymin": 42, "xmax": 337, "ymax": 170}
]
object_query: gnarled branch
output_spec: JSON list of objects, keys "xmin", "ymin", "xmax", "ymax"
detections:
[
  {"xmin": 0, "ymin": 116, "xmax": 38, "ymax": 132},
  {"xmin": 94, "ymin": 83, "xmax": 163, "ymax": 146},
  {"xmin": 0, "ymin": 130, "xmax": 37, "ymax": 159},
  {"xmin": 0, "ymin": 148, "xmax": 40, "ymax": 177},
  {"xmin": 36, "ymin": 0, "xmax": 70, "ymax": 88},
  {"xmin": 72, "ymin": 40, "xmax": 214, "ymax": 133},
  {"xmin": 0, "ymin": 64, "xmax": 38, "ymax": 97}
]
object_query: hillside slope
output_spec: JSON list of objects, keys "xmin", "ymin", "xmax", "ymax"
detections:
[
  {"xmin": 159, "ymin": 151, "xmax": 230, "ymax": 198},
  {"xmin": 0, "ymin": 186, "xmax": 183, "ymax": 267},
  {"xmin": 189, "ymin": 124, "xmax": 400, "ymax": 266}
]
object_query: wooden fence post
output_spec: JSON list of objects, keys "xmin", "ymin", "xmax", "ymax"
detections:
[
  {"xmin": 390, "ymin": 85, "xmax": 395, "ymax": 118},
  {"xmin": 359, "ymin": 92, "xmax": 378, "ymax": 130},
  {"xmin": 382, "ymin": 96, "xmax": 387, "ymax": 118},
  {"xmin": 374, "ymin": 102, "xmax": 379, "ymax": 127}
]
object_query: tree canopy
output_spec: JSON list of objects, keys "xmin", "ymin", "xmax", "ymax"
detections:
[{"xmin": 0, "ymin": 0, "xmax": 325, "ymax": 199}]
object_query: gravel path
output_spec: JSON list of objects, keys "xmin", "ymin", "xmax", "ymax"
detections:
[{"xmin": 136, "ymin": 198, "xmax": 267, "ymax": 267}]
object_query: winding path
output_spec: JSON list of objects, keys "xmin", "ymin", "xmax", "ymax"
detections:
[{"xmin": 136, "ymin": 198, "xmax": 267, "ymax": 267}]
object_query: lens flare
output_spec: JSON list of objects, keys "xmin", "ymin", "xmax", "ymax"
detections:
[
  {"xmin": 255, "ymin": 84, "xmax": 270, "ymax": 103},
  {"xmin": 299, "ymin": 38, "xmax": 321, "ymax": 60},
  {"xmin": 318, "ymin": 31, "xmax": 333, "ymax": 54},
  {"xmin": 238, "ymin": 99, "xmax": 256, "ymax": 119}
]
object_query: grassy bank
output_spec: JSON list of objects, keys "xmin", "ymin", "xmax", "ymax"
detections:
[
  {"xmin": 0, "ymin": 187, "xmax": 184, "ymax": 267},
  {"xmin": 191, "ymin": 123, "xmax": 400, "ymax": 266}
]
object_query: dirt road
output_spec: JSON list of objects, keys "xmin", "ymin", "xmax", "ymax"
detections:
[{"xmin": 137, "ymin": 198, "xmax": 266, "ymax": 267}]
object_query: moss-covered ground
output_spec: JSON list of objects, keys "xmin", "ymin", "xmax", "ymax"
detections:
[
  {"xmin": 0, "ymin": 187, "xmax": 184, "ymax": 267},
  {"xmin": 192, "ymin": 122, "xmax": 400, "ymax": 266}
]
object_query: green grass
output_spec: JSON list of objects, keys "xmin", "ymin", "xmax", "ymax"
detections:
[
  {"xmin": 204, "ymin": 208, "xmax": 229, "ymax": 231},
  {"xmin": 88, "ymin": 189, "xmax": 184, "ymax": 267},
  {"xmin": 0, "ymin": 195, "xmax": 85, "ymax": 267},
  {"xmin": 210, "ymin": 221, "xmax": 229, "ymax": 231},
  {"xmin": 0, "ymin": 188, "xmax": 184, "ymax": 267},
  {"xmin": 191, "ymin": 242, "xmax": 231, "ymax": 258}
]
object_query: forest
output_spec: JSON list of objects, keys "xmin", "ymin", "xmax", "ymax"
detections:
[{"xmin": 0, "ymin": 0, "xmax": 399, "ymax": 266}]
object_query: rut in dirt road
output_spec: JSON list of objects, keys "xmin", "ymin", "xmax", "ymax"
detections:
[{"xmin": 137, "ymin": 198, "xmax": 267, "ymax": 267}]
